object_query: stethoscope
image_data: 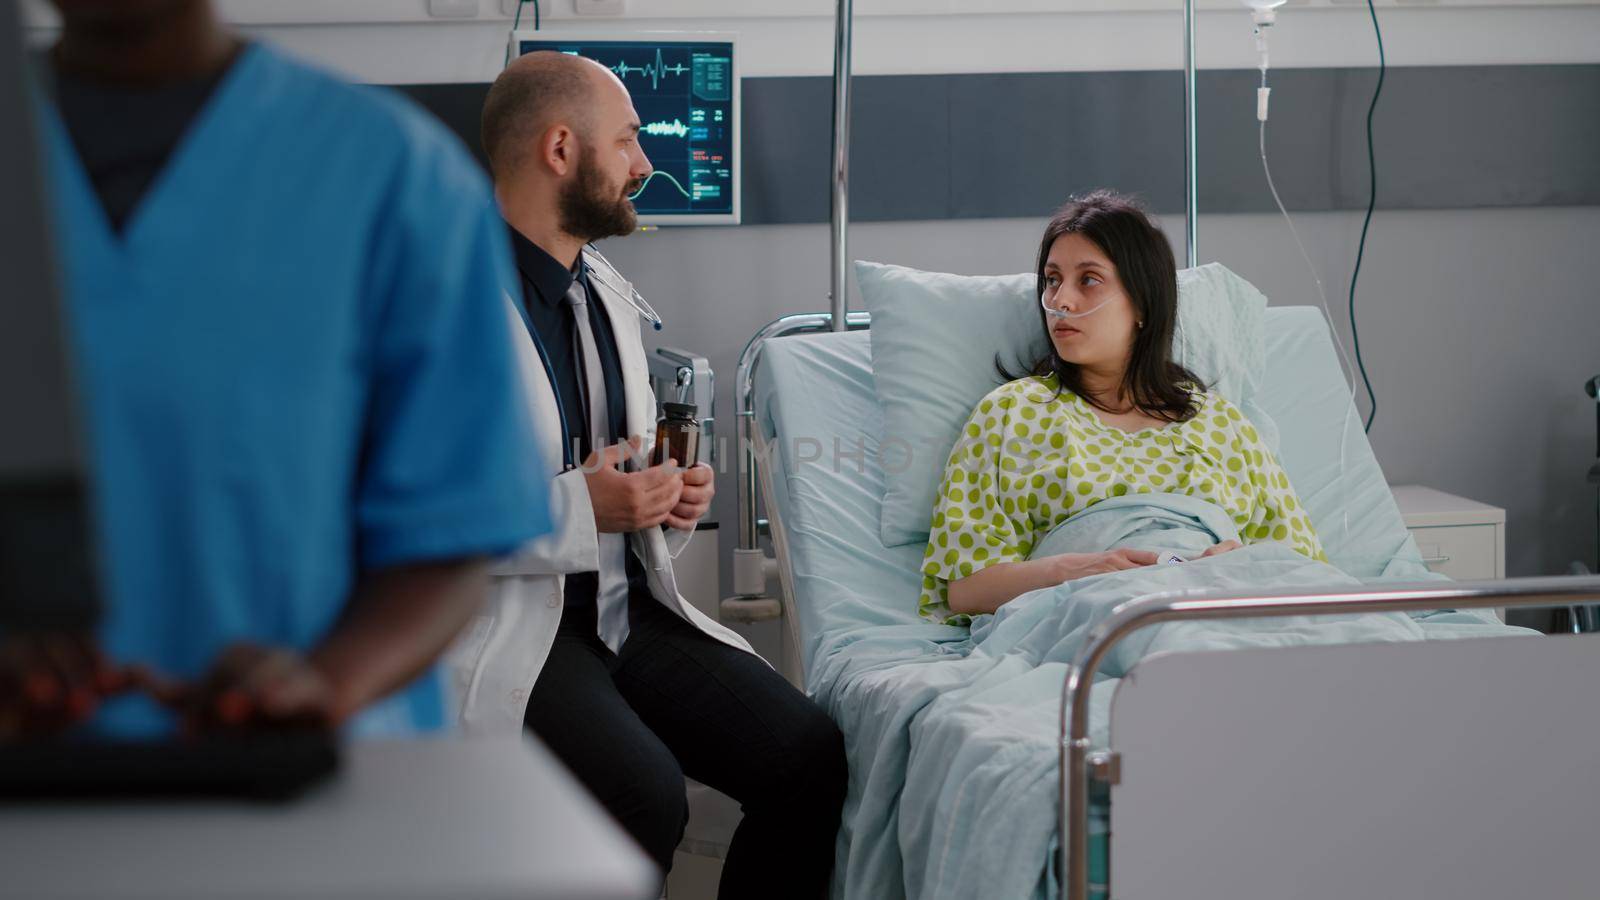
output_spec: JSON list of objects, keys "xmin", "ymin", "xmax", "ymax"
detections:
[
  {"xmin": 584, "ymin": 244, "xmax": 664, "ymax": 332},
  {"xmin": 516, "ymin": 250, "xmax": 683, "ymax": 566},
  {"xmin": 507, "ymin": 290, "xmax": 576, "ymax": 472}
]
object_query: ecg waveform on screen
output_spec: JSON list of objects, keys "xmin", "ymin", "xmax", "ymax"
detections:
[
  {"xmin": 641, "ymin": 119, "xmax": 690, "ymax": 138},
  {"xmin": 629, "ymin": 171, "xmax": 693, "ymax": 201},
  {"xmin": 606, "ymin": 49, "xmax": 689, "ymax": 91}
]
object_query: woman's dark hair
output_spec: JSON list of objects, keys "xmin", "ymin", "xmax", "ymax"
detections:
[{"xmin": 998, "ymin": 190, "xmax": 1202, "ymax": 423}]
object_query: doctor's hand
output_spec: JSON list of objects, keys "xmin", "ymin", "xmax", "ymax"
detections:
[
  {"xmin": 583, "ymin": 440, "xmax": 685, "ymax": 533},
  {"xmin": 167, "ymin": 643, "xmax": 338, "ymax": 734},
  {"xmin": 665, "ymin": 463, "xmax": 715, "ymax": 532},
  {"xmin": 0, "ymin": 631, "xmax": 120, "ymax": 738}
]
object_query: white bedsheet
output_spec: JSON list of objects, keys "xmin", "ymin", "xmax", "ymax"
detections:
[{"xmin": 752, "ymin": 306, "xmax": 1453, "ymax": 898}]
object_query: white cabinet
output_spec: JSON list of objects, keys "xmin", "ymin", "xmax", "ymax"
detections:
[{"xmin": 1389, "ymin": 485, "xmax": 1506, "ymax": 581}]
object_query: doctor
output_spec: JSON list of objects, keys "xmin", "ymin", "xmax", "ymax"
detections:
[
  {"xmin": 452, "ymin": 52, "xmax": 846, "ymax": 897},
  {"xmin": 14, "ymin": 0, "xmax": 550, "ymax": 738}
]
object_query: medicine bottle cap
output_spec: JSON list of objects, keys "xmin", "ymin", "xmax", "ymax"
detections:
[{"xmin": 662, "ymin": 402, "xmax": 698, "ymax": 421}]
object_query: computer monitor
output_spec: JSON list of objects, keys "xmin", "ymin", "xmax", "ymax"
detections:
[
  {"xmin": 0, "ymin": 2, "xmax": 102, "ymax": 633},
  {"xmin": 507, "ymin": 31, "xmax": 740, "ymax": 226}
]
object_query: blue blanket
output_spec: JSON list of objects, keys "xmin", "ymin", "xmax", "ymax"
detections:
[{"xmin": 818, "ymin": 495, "xmax": 1527, "ymax": 899}]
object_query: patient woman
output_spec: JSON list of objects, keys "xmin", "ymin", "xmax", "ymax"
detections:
[{"xmin": 920, "ymin": 191, "xmax": 1325, "ymax": 624}]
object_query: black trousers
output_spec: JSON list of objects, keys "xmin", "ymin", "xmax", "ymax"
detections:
[{"xmin": 523, "ymin": 594, "xmax": 847, "ymax": 899}]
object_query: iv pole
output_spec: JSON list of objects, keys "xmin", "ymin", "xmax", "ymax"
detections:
[
  {"xmin": 823, "ymin": 0, "xmax": 1197, "ymax": 317},
  {"xmin": 1185, "ymin": 0, "xmax": 1199, "ymax": 267},
  {"xmin": 829, "ymin": 0, "xmax": 854, "ymax": 331}
]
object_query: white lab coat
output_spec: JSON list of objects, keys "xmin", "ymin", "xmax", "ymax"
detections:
[{"xmin": 444, "ymin": 247, "xmax": 756, "ymax": 735}]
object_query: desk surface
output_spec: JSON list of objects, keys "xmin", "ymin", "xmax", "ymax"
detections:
[{"xmin": 0, "ymin": 736, "xmax": 657, "ymax": 900}]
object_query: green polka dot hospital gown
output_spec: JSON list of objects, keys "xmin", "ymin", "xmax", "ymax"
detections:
[{"xmin": 919, "ymin": 375, "xmax": 1326, "ymax": 623}]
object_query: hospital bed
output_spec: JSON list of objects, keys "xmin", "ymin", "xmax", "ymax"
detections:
[
  {"xmin": 704, "ymin": 2, "xmax": 1600, "ymax": 895},
  {"xmin": 734, "ymin": 302, "xmax": 1600, "ymax": 899}
]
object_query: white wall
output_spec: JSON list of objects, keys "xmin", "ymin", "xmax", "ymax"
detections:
[
  {"xmin": 234, "ymin": 6, "xmax": 1600, "ymax": 84},
  {"xmin": 218, "ymin": 1, "xmax": 1600, "ymax": 592},
  {"xmin": 27, "ymin": 2, "xmax": 1597, "ymax": 595},
  {"xmin": 25, "ymin": 2, "xmax": 1600, "ymax": 80}
]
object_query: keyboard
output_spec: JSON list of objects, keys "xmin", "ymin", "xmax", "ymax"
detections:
[{"xmin": 0, "ymin": 732, "xmax": 340, "ymax": 802}]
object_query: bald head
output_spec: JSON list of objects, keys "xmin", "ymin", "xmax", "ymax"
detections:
[
  {"xmin": 482, "ymin": 51, "xmax": 614, "ymax": 178},
  {"xmin": 486, "ymin": 51, "xmax": 652, "ymax": 248}
]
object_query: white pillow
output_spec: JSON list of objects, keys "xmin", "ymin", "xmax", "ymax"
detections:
[{"xmin": 858, "ymin": 259, "xmax": 1275, "ymax": 547}]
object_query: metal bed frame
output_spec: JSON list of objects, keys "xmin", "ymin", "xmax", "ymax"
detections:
[
  {"xmin": 1055, "ymin": 575, "xmax": 1600, "ymax": 900},
  {"xmin": 721, "ymin": 4, "xmax": 1600, "ymax": 899}
]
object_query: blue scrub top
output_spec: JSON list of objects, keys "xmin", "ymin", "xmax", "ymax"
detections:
[{"xmin": 41, "ymin": 44, "xmax": 551, "ymax": 737}]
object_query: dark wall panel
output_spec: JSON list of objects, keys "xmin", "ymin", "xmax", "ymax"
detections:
[{"xmin": 393, "ymin": 64, "xmax": 1600, "ymax": 224}]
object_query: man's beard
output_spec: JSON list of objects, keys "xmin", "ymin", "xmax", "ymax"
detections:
[{"xmin": 559, "ymin": 147, "xmax": 643, "ymax": 242}]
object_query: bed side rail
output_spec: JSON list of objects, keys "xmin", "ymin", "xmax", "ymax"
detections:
[
  {"xmin": 1058, "ymin": 574, "xmax": 1600, "ymax": 900},
  {"xmin": 723, "ymin": 311, "xmax": 870, "ymax": 624}
]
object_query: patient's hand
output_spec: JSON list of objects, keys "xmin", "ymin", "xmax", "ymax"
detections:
[
  {"xmin": 1048, "ymin": 549, "xmax": 1160, "ymax": 582},
  {"xmin": 1199, "ymin": 540, "xmax": 1243, "ymax": 559},
  {"xmin": 947, "ymin": 550, "xmax": 1159, "ymax": 618}
]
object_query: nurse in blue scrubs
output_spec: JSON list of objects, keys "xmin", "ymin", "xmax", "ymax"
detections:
[{"xmin": 7, "ymin": 0, "xmax": 550, "ymax": 737}]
